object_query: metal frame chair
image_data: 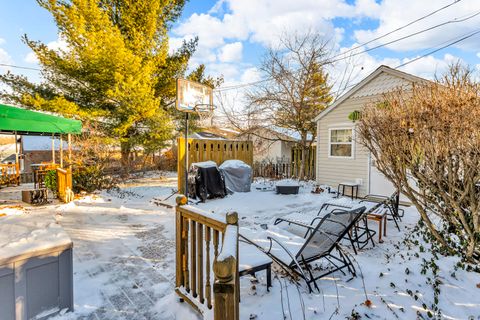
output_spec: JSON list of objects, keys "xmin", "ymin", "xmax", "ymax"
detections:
[
  {"xmin": 241, "ymin": 206, "xmax": 367, "ymax": 293},
  {"xmin": 274, "ymin": 201, "xmax": 378, "ymax": 254}
]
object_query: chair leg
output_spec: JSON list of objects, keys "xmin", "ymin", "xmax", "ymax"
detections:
[
  {"xmin": 301, "ymin": 257, "xmax": 318, "ymax": 293},
  {"xmin": 363, "ymin": 216, "xmax": 375, "ymax": 248},
  {"xmin": 337, "ymin": 247, "xmax": 356, "ymax": 277},
  {"xmin": 347, "ymin": 231, "xmax": 358, "ymax": 255},
  {"xmin": 266, "ymin": 265, "xmax": 272, "ymax": 291}
]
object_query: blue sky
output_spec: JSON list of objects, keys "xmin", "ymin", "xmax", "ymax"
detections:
[{"xmin": 1, "ymin": 0, "xmax": 480, "ymax": 92}]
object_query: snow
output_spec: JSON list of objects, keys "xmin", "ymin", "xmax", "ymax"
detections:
[
  {"xmin": 191, "ymin": 160, "xmax": 218, "ymax": 168},
  {"xmin": 0, "ymin": 214, "xmax": 71, "ymax": 262},
  {"xmin": 3, "ymin": 174, "xmax": 478, "ymax": 320},
  {"xmin": 275, "ymin": 179, "xmax": 300, "ymax": 187},
  {"xmin": 219, "ymin": 159, "xmax": 250, "ymax": 169},
  {"xmin": 217, "ymin": 225, "xmax": 238, "ymax": 262}
]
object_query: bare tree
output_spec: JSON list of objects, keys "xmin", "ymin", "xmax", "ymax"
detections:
[
  {"xmin": 357, "ymin": 64, "xmax": 480, "ymax": 262},
  {"xmin": 232, "ymin": 32, "xmax": 333, "ymax": 179}
]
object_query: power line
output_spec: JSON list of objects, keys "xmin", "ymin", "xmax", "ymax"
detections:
[
  {"xmin": 213, "ymin": 0, "xmax": 464, "ymax": 92},
  {"xmin": 0, "ymin": 63, "xmax": 41, "ymax": 71},
  {"xmin": 330, "ymin": 9, "xmax": 480, "ymax": 64},
  {"xmin": 395, "ymin": 28, "xmax": 480, "ymax": 69},
  {"xmin": 331, "ymin": 0, "xmax": 462, "ymax": 60}
]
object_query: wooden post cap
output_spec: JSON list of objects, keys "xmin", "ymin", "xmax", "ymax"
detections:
[
  {"xmin": 176, "ymin": 195, "xmax": 188, "ymax": 205},
  {"xmin": 213, "ymin": 255, "xmax": 235, "ymax": 282},
  {"xmin": 225, "ymin": 212, "xmax": 238, "ymax": 225}
]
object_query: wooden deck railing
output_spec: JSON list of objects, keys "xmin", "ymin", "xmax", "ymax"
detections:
[
  {"xmin": 56, "ymin": 167, "xmax": 74, "ymax": 203},
  {"xmin": 0, "ymin": 163, "xmax": 20, "ymax": 186},
  {"xmin": 175, "ymin": 195, "xmax": 239, "ymax": 320}
]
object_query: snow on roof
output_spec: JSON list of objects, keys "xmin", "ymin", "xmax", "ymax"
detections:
[{"xmin": 270, "ymin": 126, "xmax": 313, "ymax": 142}]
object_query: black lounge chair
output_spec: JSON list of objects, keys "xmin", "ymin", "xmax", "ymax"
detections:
[
  {"xmin": 274, "ymin": 201, "xmax": 378, "ymax": 254},
  {"xmin": 240, "ymin": 206, "xmax": 367, "ymax": 292}
]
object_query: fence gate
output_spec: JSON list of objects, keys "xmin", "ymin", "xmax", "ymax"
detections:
[{"xmin": 177, "ymin": 138, "xmax": 253, "ymax": 194}]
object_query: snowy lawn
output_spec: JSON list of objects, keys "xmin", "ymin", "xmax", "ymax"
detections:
[{"xmin": 2, "ymin": 174, "xmax": 479, "ymax": 319}]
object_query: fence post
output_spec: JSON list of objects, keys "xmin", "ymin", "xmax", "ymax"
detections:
[{"xmin": 213, "ymin": 212, "xmax": 239, "ymax": 320}]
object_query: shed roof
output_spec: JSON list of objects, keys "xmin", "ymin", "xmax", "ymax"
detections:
[
  {"xmin": 314, "ymin": 65, "xmax": 427, "ymax": 122},
  {"xmin": 0, "ymin": 104, "xmax": 82, "ymax": 136}
]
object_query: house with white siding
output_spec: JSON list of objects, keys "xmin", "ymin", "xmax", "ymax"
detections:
[{"xmin": 314, "ymin": 65, "xmax": 426, "ymax": 197}]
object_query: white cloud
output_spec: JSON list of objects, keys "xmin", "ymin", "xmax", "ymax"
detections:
[
  {"xmin": 0, "ymin": 47, "xmax": 13, "ymax": 73},
  {"xmin": 24, "ymin": 37, "xmax": 68, "ymax": 64},
  {"xmin": 24, "ymin": 52, "xmax": 38, "ymax": 64},
  {"xmin": 353, "ymin": 0, "xmax": 480, "ymax": 52},
  {"xmin": 171, "ymin": 0, "xmax": 383, "ymax": 84},
  {"xmin": 240, "ymin": 67, "xmax": 261, "ymax": 83},
  {"xmin": 218, "ymin": 42, "xmax": 242, "ymax": 62}
]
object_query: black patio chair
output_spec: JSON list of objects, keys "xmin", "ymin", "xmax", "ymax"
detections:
[
  {"xmin": 274, "ymin": 201, "xmax": 378, "ymax": 254},
  {"xmin": 240, "ymin": 206, "xmax": 367, "ymax": 293}
]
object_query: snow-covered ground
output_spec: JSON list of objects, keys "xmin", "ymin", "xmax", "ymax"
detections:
[{"xmin": 1, "ymin": 174, "xmax": 479, "ymax": 320}]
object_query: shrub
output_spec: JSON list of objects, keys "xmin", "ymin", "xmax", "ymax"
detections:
[
  {"xmin": 357, "ymin": 64, "xmax": 480, "ymax": 262},
  {"xmin": 44, "ymin": 169, "xmax": 58, "ymax": 195},
  {"xmin": 72, "ymin": 165, "xmax": 117, "ymax": 193}
]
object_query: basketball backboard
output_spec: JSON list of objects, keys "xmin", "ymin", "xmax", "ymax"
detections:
[{"xmin": 176, "ymin": 78, "xmax": 214, "ymax": 113}]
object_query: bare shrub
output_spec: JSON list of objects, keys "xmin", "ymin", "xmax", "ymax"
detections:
[{"xmin": 357, "ymin": 64, "xmax": 480, "ymax": 262}]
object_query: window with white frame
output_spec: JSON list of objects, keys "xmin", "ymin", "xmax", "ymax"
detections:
[{"xmin": 329, "ymin": 128, "xmax": 353, "ymax": 158}]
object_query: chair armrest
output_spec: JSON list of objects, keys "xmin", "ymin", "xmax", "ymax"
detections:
[{"xmin": 276, "ymin": 218, "xmax": 316, "ymax": 230}]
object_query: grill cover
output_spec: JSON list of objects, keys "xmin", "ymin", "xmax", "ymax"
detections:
[
  {"xmin": 219, "ymin": 160, "xmax": 252, "ymax": 193},
  {"xmin": 188, "ymin": 161, "xmax": 226, "ymax": 202}
]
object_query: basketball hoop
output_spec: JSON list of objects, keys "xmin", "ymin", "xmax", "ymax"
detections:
[{"xmin": 175, "ymin": 79, "xmax": 215, "ymax": 199}]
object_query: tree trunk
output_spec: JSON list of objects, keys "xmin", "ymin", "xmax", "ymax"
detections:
[
  {"xmin": 299, "ymin": 146, "xmax": 306, "ymax": 180},
  {"xmin": 120, "ymin": 141, "xmax": 131, "ymax": 173}
]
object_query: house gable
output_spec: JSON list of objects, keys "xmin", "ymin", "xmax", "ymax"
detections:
[{"xmin": 314, "ymin": 65, "xmax": 427, "ymax": 122}]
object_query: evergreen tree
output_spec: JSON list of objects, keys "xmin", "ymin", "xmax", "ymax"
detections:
[{"xmin": 0, "ymin": 0, "xmax": 196, "ymax": 166}]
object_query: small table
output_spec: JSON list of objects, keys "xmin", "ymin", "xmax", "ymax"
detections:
[
  {"xmin": 367, "ymin": 211, "xmax": 387, "ymax": 243},
  {"xmin": 239, "ymin": 241, "xmax": 272, "ymax": 290},
  {"xmin": 337, "ymin": 182, "xmax": 359, "ymax": 200}
]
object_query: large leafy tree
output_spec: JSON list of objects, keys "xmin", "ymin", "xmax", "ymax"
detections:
[{"xmin": 0, "ymin": 0, "xmax": 196, "ymax": 166}]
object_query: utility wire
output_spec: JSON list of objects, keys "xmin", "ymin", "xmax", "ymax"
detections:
[
  {"xmin": 331, "ymin": 0, "xmax": 463, "ymax": 60},
  {"xmin": 395, "ymin": 28, "xmax": 480, "ymax": 69},
  {"xmin": 214, "ymin": 1, "xmax": 465, "ymax": 92},
  {"xmin": 0, "ymin": 63, "xmax": 41, "ymax": 71},
  {"xmin": 330, "ymin": 9, "xmax": 480, "ymax": 64}
]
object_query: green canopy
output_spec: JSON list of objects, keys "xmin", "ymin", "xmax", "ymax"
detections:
[{"xmin": 0, "ymin": 104, "xmax": 82, "ymax": 136}]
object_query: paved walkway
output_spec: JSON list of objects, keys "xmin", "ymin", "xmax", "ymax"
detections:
[{"xmin": 50, "ymin": 189, "xmax": 195, "ymax": 319}]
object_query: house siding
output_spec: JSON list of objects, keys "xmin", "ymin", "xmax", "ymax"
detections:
[{"xmin": 316, "ymin": 71, "xmax": 413, "ymax": 196}]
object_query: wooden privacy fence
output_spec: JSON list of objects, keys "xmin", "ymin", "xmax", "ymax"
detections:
[
  {"xmin": 56, "ymin": 167, "xmax": 73, "ymax": 203},
  {"xmin": 0, "ymin": 163, "xmax": 20, "ymax": 186},
  {"xmin": 177, "ymin": 138, "xmax": 253, "ymax": 194},
  {"xmin": 253, "ymin": 162, "xmax": 292, "ymax": 179},
  {"xmin": 291, "ymin": 145, "xmax": 316, "ymax": 180},
  {"xmin": 176, "ymin": 195, "xmax": 239, "ymax": 320}
]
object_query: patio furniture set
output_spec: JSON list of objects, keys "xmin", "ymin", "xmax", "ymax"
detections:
[{"xmin": 238, "ymin": 189, "xmax": 403, "ymax": 292}]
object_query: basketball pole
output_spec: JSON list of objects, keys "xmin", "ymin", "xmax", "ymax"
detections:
[{"xmin": 184, "ymin": 112, "xmax": 189, "ymax": 200}]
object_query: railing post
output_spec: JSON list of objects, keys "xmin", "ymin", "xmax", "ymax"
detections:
[
  {"xmin": 175, "ymin": 195, "xmax": 188, "ymax": 292},
  {"xmin": 213, "ymin": 212, "xmax": 239, "ymax": 320}
]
